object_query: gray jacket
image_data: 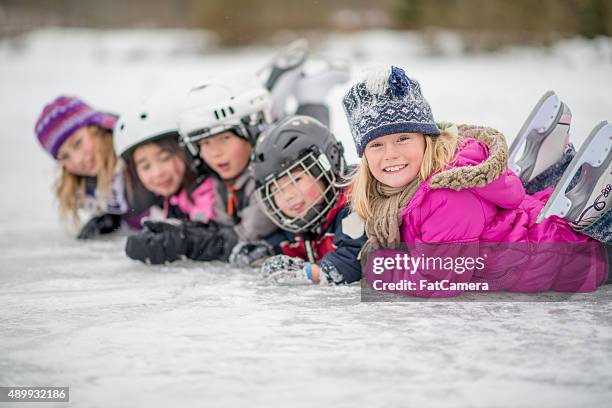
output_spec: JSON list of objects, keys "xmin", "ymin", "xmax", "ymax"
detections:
[{"xmin": 213, "ymin": 170, "xmax": 278, "ymax": 241}]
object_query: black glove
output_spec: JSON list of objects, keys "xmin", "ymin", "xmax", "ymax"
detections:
[
  {"xmin": 77, "ymin": 213, "xmax": 122, "ymax": 240},
  {"xmin": 228, "ymin": 241, "xmax": 274, "ymax": 267},
  {"xmin": 125, "ymin": 228, "xmax": 188, "ymax": 264},
  {"xmin": 184, "ymin": 221, "xmax": 238, "ymax": 262},
  {"xmin": 141, "ymin": 219, "xmax": 185, "ymax": 233},
  {"xmin": 125, "ymin": 219, "xmax": 238, "ymax": 264}
]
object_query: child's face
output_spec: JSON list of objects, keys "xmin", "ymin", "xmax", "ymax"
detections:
[
  {"xmin": 56, "ymin": 126, "xmax": 98, "ymax": 177},
  {"xmin": 133, "ymin": 143, "xmax": 186, "ymax": 197},
  {"xmin": 364, "ymin": 132, "xmax": 426, "ymax": 188},
  {"xmin": 271, "ymin": 169, "xmax": 325, "ymax": 219},
  {"xmin": 198, "ymin": 131, "xmax": 252, "ymax": 180}
]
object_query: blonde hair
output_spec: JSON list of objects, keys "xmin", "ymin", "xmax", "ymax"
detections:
[
  {"xmin": 55, "ymin": 126, "xmax": 117, "ymax": 227},
  {"xmin": 350, "ymin": 129, "xmax": 459, "ymax": 219}
]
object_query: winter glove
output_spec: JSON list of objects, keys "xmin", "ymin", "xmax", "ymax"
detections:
[
  {"xmin": 77, "ymin": 213, "xmax": 122, "ymax": 240},
  {"xmin": 125, "ymin": 219, "xmax": 238, "ymax": 264},
  {"xmin": 260, "ymin": 255, "xmax": 313, "ymax": 285},
  {"xmin": 185, "ymin": 221, "xmax": 238, "ymax": 262},
  {"xmin": 125, "ymin": 228, "xmax": 188, "ymax": 264},
  {"xmin": 228, "ymin": 241, "xmax": 275, "ymax": 267},
  {"xmin": 125, "ymin": 219, "xmax": 188, "ymax": 264}
]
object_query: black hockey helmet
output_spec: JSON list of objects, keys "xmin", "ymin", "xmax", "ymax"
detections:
[{"xmin": 251, "ymin": 115, "xmax": 346, "ymax": 233}]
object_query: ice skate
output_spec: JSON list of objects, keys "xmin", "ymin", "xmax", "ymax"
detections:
[
  {"xmin": 536, "ymin": 120, "xmax": 612, "ymax": 229},
  {"xmin": 295, "ymin": 57, "xmax": 351, "ymax": 105},
  {"xmin": 259, "ymin": 39, "xmax": 309, "ymax": 91},
  {"xmin": 508, "ymin": 91, "xmax": 571, "ymax": 184},
  {"xmin": 258, "ymin": 39, "xmax": 309, "ymax": 121}
]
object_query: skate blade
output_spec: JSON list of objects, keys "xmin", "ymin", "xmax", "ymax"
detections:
[
  {"xmin": 258, "ymin": 39, "xmax": 309, "ymax": 76},
  {"xmin": 260, "ymin": 39, "xmax": 310, "ymax": 90},
  {"xmin": 516, "ymin": 103, "xmax": 571, "ymax": 183},
  {"xmin": 509, "ymin": 91, "xmax": 563, "ymax": 176},
  {"xmin": 272, "ymin": 39, "xmax": 310, "ymax": 69},
  {"xmin": 537, "ymin": 120, "xmax": 612, "ymax": 223}
]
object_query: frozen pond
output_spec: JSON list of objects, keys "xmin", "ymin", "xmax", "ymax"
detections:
[{"xmin": 0, "ymin": 29, "xmax": 611, "ymax": 407}]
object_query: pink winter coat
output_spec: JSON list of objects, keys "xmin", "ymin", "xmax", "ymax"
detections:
[
  {"xmin": 365, "ymin": 135, "xmax": 608, "ymax": 297},
  {"xmin": 165, "ymin": 177, "xmax": 216, "ymax": 222}
]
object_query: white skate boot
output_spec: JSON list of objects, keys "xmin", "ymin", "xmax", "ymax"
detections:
[
  {"xmin": 536, "ymin": 121, "xmax": 612, "ymax": 229},
  {"xmin": 295, "ymin": 57, "xmax": 350, "ymax": 105},
  {"xmin": 258, "ymin": 39, "xmax": 309, "ymax": 121},
  {"xmin": 509, "ymin": 91, "xmax": 571, "ymax": 184}
]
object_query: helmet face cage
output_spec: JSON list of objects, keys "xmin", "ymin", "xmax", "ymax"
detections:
[{"xmin": 257, "ymin": 150, "xmax": 338, "ymax": 234}]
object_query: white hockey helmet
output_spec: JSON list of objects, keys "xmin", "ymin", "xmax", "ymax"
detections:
[
  {"xmin": 178, "ymin": 70, "xmax": 272, "ymax": 156},
  {"xmin": 114, "ymin": 87, "xmax": 189, "ymax": 159}
]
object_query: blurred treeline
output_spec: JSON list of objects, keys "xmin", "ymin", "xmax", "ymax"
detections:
[
  {"xmin": 1, "ymin": 0, "xmax": 610, "ymax": 48},
  {"xmin": 395, "ymin": 0, "xmax": 612, "ymax": 50}
]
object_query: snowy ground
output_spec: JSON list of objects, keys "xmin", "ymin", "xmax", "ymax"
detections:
[{"xmin": 1, "ymin": 29, "xmax": 611, "ymax": 407}]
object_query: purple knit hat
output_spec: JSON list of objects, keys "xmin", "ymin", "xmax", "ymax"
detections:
[{"xmin": 35, "ymin": 95, "xmax": 117, "ymax": 159}]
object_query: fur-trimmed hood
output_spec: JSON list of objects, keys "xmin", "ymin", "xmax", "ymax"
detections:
[
  {"xmin": 429, "ymin": 124, "xmax": 509, "ymax": 191},
  {"xmin": 424, "ymin": 124, "xmax": 526, "ymax": 211}
]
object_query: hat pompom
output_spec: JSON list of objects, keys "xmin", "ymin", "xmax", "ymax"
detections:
[
  {"xmin": 388, "ymin": 66, "xmax": 410, "ymax": 98},
  {"xmin": 362, "ymin": 65, "xmax": 391, "ymax": 96}
]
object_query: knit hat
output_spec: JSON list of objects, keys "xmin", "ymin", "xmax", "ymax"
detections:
[
  {"xmin": 35, "ymin": 95, "xmax": 117, "ymax": 159},
  {"xmin": 342, "ymin": 66, "xmax": 440, "ymax": 157}
]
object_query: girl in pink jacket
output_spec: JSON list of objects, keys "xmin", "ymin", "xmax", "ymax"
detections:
[{"xmin": 343, "ymin": 66, "xmax": 610, "ymax": 298}]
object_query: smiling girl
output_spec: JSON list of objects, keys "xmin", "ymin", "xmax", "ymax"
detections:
[
  {"xmin": 343, "ymin": 66, "xmax": 609, "ymax": 297},
  {"xmin": 35, "ymin": 95, "xmax": 127, "ymax": 239},
  {"xmin": 126, "ymin": 138, "xmax": 209, "ymax": 221}
]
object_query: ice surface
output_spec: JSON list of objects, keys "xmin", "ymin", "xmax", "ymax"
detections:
[{"xmin": 0, "ymin": 29, "xmax": 611, "ymax": 407}]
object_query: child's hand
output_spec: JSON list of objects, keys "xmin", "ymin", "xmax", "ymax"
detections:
[
  {"xmin": 125, "ymin": 229, "xmax": 187, "ymax": 264},
  {"xmin": 77, "ymin": 213, "xmax": 121, "ymax": 239},
  {"xmin": 126, "ymin": 219, "xmax": 232, "ymax": 264},
  {"xmin": 229, "ymin": 241, "xmax": 274, "ymax": 267},
  {"xmin": 184, "ymin": 222, "xmax": 237, "ymax": 262},
  {"xmin": 260, "ymin": 255, "xmax": 313, "ymax": 285}
]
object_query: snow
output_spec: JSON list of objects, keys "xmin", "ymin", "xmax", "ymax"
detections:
[{"xmin": 0, "ymin": 29, "xmax": 611, "ymax": 407}]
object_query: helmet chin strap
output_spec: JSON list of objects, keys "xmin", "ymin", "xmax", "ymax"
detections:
[
  {"xmin": 240, "ymin": 112, "xmax": 268, "ymax": 145},
  {"xmin": 304, "ymin": 199, "xmax": 332, "ymax": 235},
  {"xmin": 182, "ymin": 138, "xmax": 200, "ymax": 158}
]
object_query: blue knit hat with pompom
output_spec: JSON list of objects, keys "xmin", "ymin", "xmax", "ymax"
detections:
[{"xmin": 342, "ymin": 66, "xmax": 440, "ymax": 157}]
